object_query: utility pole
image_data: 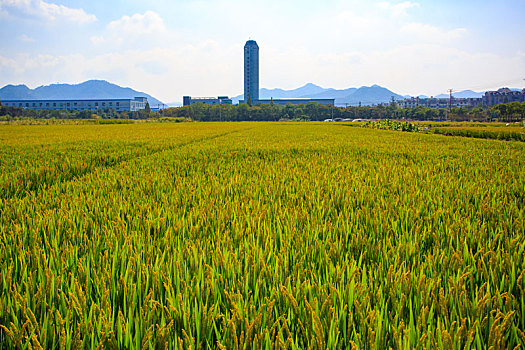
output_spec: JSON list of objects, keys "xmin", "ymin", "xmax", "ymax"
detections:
[{"xmin": 447, "ymin": 89, "xmax": 453, "ymax": 122}]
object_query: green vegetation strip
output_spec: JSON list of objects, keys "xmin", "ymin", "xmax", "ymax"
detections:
[
  {"xmin": 0, "ymin": 123, "xmax": 524, "ymax": 349},
  {"xmin": 361, "ymin": 120, "xmax": 420, "ymax": 132},
  {"xmin": 433, "ymin": 126, "xmax": 525, "ymax": 142}
]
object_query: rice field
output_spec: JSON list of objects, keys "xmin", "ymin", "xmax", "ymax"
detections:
[
  {"xmin": 0, "ymin": 122, "xmax": 524, "ymax": 349},
  {"xmin": 432, "ymin": 126, "xmax": 525, "ymax": 142}
]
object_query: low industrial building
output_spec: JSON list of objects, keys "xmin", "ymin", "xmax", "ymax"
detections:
[
  {"xmin": 398, "ymin": 97, "xmax": 482, "ymax": 109},
  {"xmin": 183, "ymin": 96, "xmax": 232, "ymax": 106},
  {"xmin": 239, "ymin": 98, "xmax": 335, "ymax": 106},
  {"xmin": 1, "ymin": 97, "xmax": 148, "ymax": 112}
]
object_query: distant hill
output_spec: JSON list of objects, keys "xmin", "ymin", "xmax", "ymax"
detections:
[
  {"xmin": 306, "ymin": 87, "xmax": 358, "ymax": 100},
  {"xmin": 232, "ymin": 83, "xmax": 404, "ymax": 106},
  {"xmin": 0, "ymin": 85, "xmax": 38, "ymax": 100},
  {"xmin": 342, "ymin": 85, "xmax": 404, "ymax": 106},
  {"xmin": 434, "ymin": 90, "xmax": 484, "ymax": 99},
  {"xmin": 0, "ymin": 80, "xmax": 163, "ymax": 106},
  {"xmin": 257, "ymin": 83, "xmax": 327, "ymax": 100},
  {"xmin": 270, "ymin": 82, "xmax": 327, "ymax": 98}
]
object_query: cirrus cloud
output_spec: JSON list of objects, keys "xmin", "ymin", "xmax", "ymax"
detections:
[
  {"xmin": 400, "ymin": 22, "xmax": 467, "ymax": 42},
  {"xmin": 0, "ymin": 0, "xmax": 96, "ymax": 23},
  {"xmin": 108, "ymin": 11, "xmax": 166, "ymax": 36},
  {"xmin": 378, "ymin": 1, "xmax": 419, "ymax": 17}
]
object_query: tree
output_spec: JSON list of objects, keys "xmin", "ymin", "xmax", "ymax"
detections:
[
  {"xmin": 237, "ymin": 103, "xmax": 250, "ymax": 121},
  {"xmin": 469, "ymin": 107, "xmax": 484, "ymax": 121},
  {"xmin": 492, "ymin": 104, "xmax": 508, "ymax": 121},
  {"xmin": 305, "ymin": 102, "xmax": 319, "ymax": 121},
  {"xmin": 145, "ymin": 102, "xmax": 151, "ymax": 114},
  {"xmin": 189, "ymin": 102, "xmax": 206, "ymax": 121},
  {"xmin": 508, "ymin": 101, "xmax": 524, "ymax": 121},
  {"xmin": 284, "ymin": 103, "xmax": 295, "ymax": 119}
]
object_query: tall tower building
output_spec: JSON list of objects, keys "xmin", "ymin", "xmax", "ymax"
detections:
[{"xmin": 244, "ymin": 40, "xmax": 259, "ymax": 104}]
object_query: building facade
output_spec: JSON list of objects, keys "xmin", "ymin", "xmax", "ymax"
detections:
[
  {"xmin": 398, "ymin": 97, "xmax": 482, "ymax": 109},
  {"xmin": 183, "ymin": 96, "xmax": 233, "ymax": 106},
  {"xmin": 255, "ymin": 98, "xmax": 335, "ymax": 106},
  {"xmin": 244, "ymin": 40, "xmax": 259, "ymax": 104},
  {"xmin": 483, "ymin": 88, "xmax": 525, "ymax": 106},
  {"xmin": 1, "ymin": 97, "xmax": 148, "ymax": 112},
  {"xmin": 398, "ymin": 88, "xmax": 525, "ymax": 109}
]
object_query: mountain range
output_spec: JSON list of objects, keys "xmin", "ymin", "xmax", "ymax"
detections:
[
  {"xmin": 0, "ymin": 80, "xmax": 163, "ymax": 106},
  {"xmin": 434, "ymin": 90, "xmax": 485, "ymax": 99},
  {"xmin": 232, "ymin": 83, "xmax": 486, "ymax": 106},
  {"xmin": 232, "ymin": 83, "xmax": 404, "ymax": 106},
  {"xmin": 0, "ymin": 80, "xmax": 491, "ymax": 108}
]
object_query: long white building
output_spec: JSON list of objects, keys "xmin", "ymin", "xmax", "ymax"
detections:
[
  {"xmin": 398, "ymin": 97, "xmax": 482, "ymax": 109},
  {"xmin": 183, "ymin": 96, "xmax": 232, "ymax": 106},
  {"xmin": 1, "ymin": 97, "xmax": 148, "ymax": 112}
]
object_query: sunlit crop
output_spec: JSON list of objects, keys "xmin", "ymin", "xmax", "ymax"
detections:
[
  {"xmin": 433, "ymin": 125, "xmax": 525, "ymax": 141},
  {"xmin": 1, "ymin": 122, "xmax": 524, "ymax": 348}
]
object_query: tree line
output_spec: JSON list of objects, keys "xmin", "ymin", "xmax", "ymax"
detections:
[{"xmin": 1, "ymin": 101, "xmax": 524, "ymax": 122}]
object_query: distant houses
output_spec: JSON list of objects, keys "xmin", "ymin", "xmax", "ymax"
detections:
[
  {"xmin": 398, "ymin": 97, "xmax": 482, "ymax": 109},
  {"xmin": 398, "ymin": 88, "xmax": 525, "ymax": 109},
  {"xmin": 483, "ymin": 88, "xmax": 525, "ymax": 106}
]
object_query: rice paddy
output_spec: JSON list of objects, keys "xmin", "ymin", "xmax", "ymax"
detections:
[
  {"xmin": 0, "ymin": 122, "xmax": 524, "ymax": 349},
  {"xmin": 433, "ymin": 125, "xmax": 525, "ymax": 142}
]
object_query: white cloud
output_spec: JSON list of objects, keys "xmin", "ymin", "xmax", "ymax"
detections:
[
  {"xmin": 336, "ymin": 11, "xmax": 376, "ymax": 30},
  {"xmin": 0, "ymin": 0, "xmax": 96, "ymax": 23},
  {"xmin": 18, "ymin": 34, "xmax": 34, "ymax": 42},
  {"xmin": 257, "ymin": 42, "xmax": 525, "ymax": 97},
  {"xmin": 0, "ymin": 1, "xmax": 522, "ymax": 102},
  {"xmin": 2, "ymin": 39, "xmax": 523, "ymax": 102},
  {"xmin": 378, "ymin": 1, "xmax": 419, "ymax": 17},
  {"xmin": 0, "ymin": 55, "xmax": 20, "ymax": 73},
  {"xmin": 0, "ymin": 42, "xmax": 241, "ymax": 102},
  {"xmin": 400, "ymin": 22, "xmax": 467, "ymax": 42},
  {"xmin": 108, "ymin": 11, "xmax": 166, "ymax": 36},
  {"xmin": 90, "ymin": 36, "xmax": 106, "ymax": 45}
]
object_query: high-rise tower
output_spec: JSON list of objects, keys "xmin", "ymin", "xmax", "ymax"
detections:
[{"xmin": 244, "ymin": 40, "xmax": 259, "ymax": 104}]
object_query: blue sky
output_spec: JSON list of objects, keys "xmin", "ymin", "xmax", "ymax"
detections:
[{"xmin": 0, "ymin": 0, "xmax": 524, "ymax": 102}]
